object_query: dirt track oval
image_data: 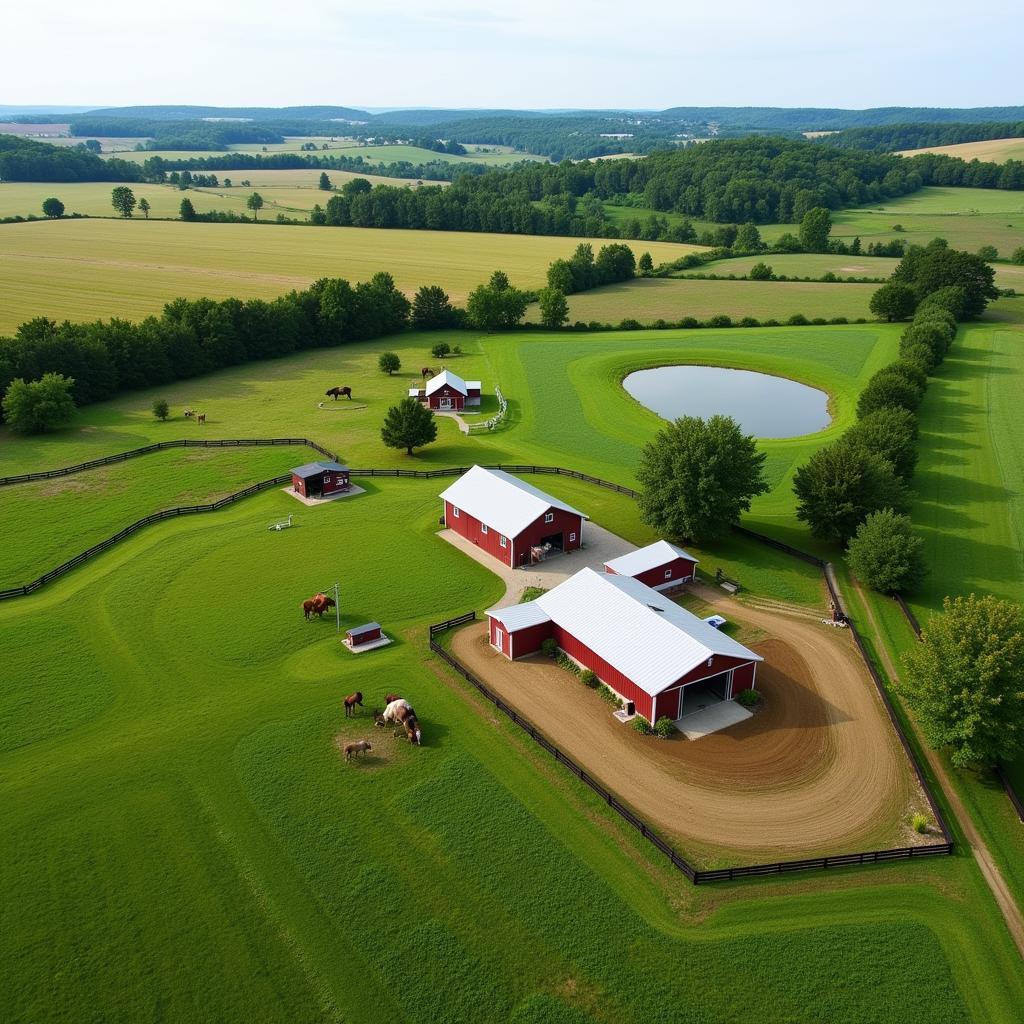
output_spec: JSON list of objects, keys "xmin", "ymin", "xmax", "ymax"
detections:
[{"xmin": 451, "ymin": 585, "xmax": 929, "ymax": 864}]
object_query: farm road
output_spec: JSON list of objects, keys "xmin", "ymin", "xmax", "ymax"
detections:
[{"xmin": 452, "ymin": 582, "xmax": 926, "ymax": 861}]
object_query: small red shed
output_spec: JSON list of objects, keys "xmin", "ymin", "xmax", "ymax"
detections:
[
  {"xmin": 290, "ymin": 461, "xmax": 350, "ymax": 499},
  {"xmin": 346, "ymin": 622, "xmax": 382, "ymax": 647},
  {"xmin": 603, "ymin": 540, "xmax": 698, "ymax": 591}
]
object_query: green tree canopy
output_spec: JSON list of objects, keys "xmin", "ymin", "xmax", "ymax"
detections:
[
  {"xmin": 637, "ymin": 252, "xmax": 654, "ymax": 274},
  {"xmin": 537, "ymin": 287, "xmax": 569, "ymax": 328},
  {"xmin": 793, "ymin": 439, "xmax": 911, "ymax": 543},
  {"xmin": 869, "ymin": 282, "xmax": 917, "ymax": 322},
  {"xmin": 843, "ymin": 406, "xmax": 919, "ymax": 480},
  {"xmin": 380, "ymin": 396, "xmax": 438, "ymax": 455},
  {"xmin": 41, "ymin": 197, "xmax": 64, "ymax": 218},
  {"xmin": 466, "ymin": 271, "xmax": 529, "ymax": 331},
  {"xmin": 857, "ymin": 368, "xmax": 925, "ymax": 419},
  {"xmin": 138, "ymin": 197, "xmax": 151, "ymax": 219},
  {"xmin": 733, "ymin": 222, "xmax": 763, "ymax": 253},
  {"xmin": 152, "ymin": 398, "xmax": 169, "ymax": 421},
  {"xmin": 1, "ymin": 373, "xmax": 77, "ymax": 434},
  {"xmin": 179, "ymin": 198, "xmax": 196, "ymax": 221},
  {"xmin": 748, "ymin": 261, "xmax": 773, "ymax": 281},
  {"xmin": 902, "ymin": 594, "xmax": 1024, "ymax": 767},
  {"xmin": 636, "ymin": 415, "xmax": 768, "ymax": 543},
  {"xmin": 247, "ymin": 192, "xmax": 264, "ymax": 220},
  {"xmin": 798, "ymin": 207, "xmax": 832, "ymax": 253},
  {"xmin": 846, "ymin": 508, "xmax": 927, "ymax": 593},
  {"xmin": 318, "ymin": 172, "xmax": 332, "ymax": 191},
  {"xmin": 111, "ymin": 186, "xmax": 136, "ymax": 218},
  {"xmin": 892, "ymin": 244, "xmax": 998, "ymax": 318},
  {"xmin": 378, "ymin": 352, "xmax": 401, "ymax": 375},
  {"xmin": 411, "ymin": 285, "xmax": 456, "ymax": 330}
]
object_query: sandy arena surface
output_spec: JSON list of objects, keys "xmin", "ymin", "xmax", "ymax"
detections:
[{"xmin": 452, "ymin": 582, "xmax": 926, "ymax": 862}]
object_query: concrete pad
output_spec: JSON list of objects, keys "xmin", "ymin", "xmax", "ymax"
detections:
[
  {"xmin": 283, "ymin": 484, "xmax": 366, "ymax": 507},
  {"xmin": 437, "ymin": 523, "xmax": 637, "ymax": 605},
  {"xmin": 678, "ymin": 700, "xmax": 753, "ymax": 741}
]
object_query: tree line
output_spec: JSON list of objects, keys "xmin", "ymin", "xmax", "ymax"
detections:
[
  {"xmin": 822, "ymin": 120, "xmax": 1024, "ymax": 154},
  {"xmin": 0, "ymin": 135, "xmax": 142, "ymax": 183}
]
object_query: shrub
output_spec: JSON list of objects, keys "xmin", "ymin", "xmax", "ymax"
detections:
[
  {"xmin": 843, "ymin": 406, "xmax": 919, "ymax": 480},
  {"xmin": 678, "ymin": 317, "xmax": 700, "ymax": 329},
  {"xmin": 540, "ymin": 638, "xmax": 557, "ymax": 659},
  {"xmin": 706, "ymin": 314, "xmax": 732, "ymax": 328},
  {"xmin": 152, "ymin": 398, "xmax": 169, "ymax": 421},
  {"xmin": 555, "ymin": 652, "xmax": 576, "ymax": 674},
  {"xmin": 2, "ymin": 373, "xmax": 77, "ymax": 434},
  {"xmin": 748, "ymin": 262, "xmax": 773, "ymax": 281},
  {"xmin": 631, "ymin": 715, "xmax": 652, "ymax": 734},
  {"xmin": 856, "ymin": 368, "xmax": 924, "ymax": 418},
  {"xmin": 847, "ymin": 508, "xmax": 927, "ymax": 594},
  {"xmin": 977, "ymin": 245, "xmax": 998, "ymax": 262},
  {"xmin": 912, "ymin": 813, "xmax": 930, "ymax": 835},
  {"xmin": 737, "ymin": 688, "xmax": 761, "ymax": 708},
  {"xmin": 739, "ymin": 316, "xmax": 760, "ymax": 328},
  {"xmin": 869, "ymin": 282, "xmax": 917, "ymax": 322},
  {"xmin": 452, "ymin": 344, "xmax": 462, "ymax": 355},
  {"xmin": 916, "ymin": 285, "xmax": 968, "ymax": 321},
  {"xmin": 900, "ymin": 342, "xmax": 938, "ymax": 376},
  {"xmin": 579, "ymin": 669, "xmax": 599, "ymax": 688},
  {"xmin": 787, "ymin": 313, "xmax": 810, "ymax": 326},
  {"xmin": 618, "ymin": 318, "xmax": 642, "ymax": 330},
  {"xmin": 598, "ymin": 685, "xmax": 621, "ymax": 706},
  {"xmin": 430, "ymin": 341, "xmax": 451, "ymax": 359},
  {"xmin": 378, "ymin": 351, "xmax": 401, "ymax": 375},
  {"xmin": 654, "ymin": 716, "xmax": 676, "ymax": 739},
  {"xmin": 1012, "ymin": 246, "xmax": 1024, "ymax": 265}
]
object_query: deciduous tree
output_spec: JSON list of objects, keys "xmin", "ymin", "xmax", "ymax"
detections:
[
  {"xmin": 798, "ymin": 207, "xmax": 832, "ymax": 253},
  {"xmin": 902, "ymin": 594, "xmax": 1024, "ymax": 767},
  {"xmin": 138, "ymin": 197, "xmax": 151, "ymax": 219},
  {"xmin": 381, "ymin": 396, "xmax": 437, "ymax": 455},
  {"xmin": 247, "ymin": 192, "xmax": 264, "ymax": 220},
  {"xmin": 41, "ymin": 197, "xmax": 64, "ymax": 218},
  {"xmin": 537, "ymin": 287, "xmax": 569, "ymax": 328},
  {"xmin": 111, "ymin": 186, "xmax": 136, "ymax": 218},
  {"xmin": 2, "ymin": 373, "xmax": 77, "ymax": 434},
  {"xmin": 378, "ymin": 352, "xmax": 401, "ymax": 375},
  {"xmin": 412, "ymin": 285, "xmax": 456, "ymax": 330},
  {"xmin": 869, "ymin": 282, "xmax": 917, "ymax": 322},
  {"xmin": 846, "ymin": 509, "xmax": 926, "ymax": 593},
  {"xmin": 637, "ymin": 415, "xmax": 768, "ymax": 543}
]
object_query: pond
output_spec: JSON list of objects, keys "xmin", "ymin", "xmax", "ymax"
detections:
[{"xmin": 623, "ymin": 365, "xmax": 830, "ymax": 438}]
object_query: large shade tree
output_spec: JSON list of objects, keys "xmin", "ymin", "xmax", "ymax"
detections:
[
  {"xmin": 381, "ymin": 397, "xmax": 437, "ymax": 455},
  {"xmin": 636, "ymin": 415, "xmax": 768, "ymax": 543},
  {"xmin": 2, "ymin": 373, "xmax": 77, "ymax": 434},
  {"xmin": 846, "ymin": 509, "xmax": 927, "ymax": 593},
  {"xmin": 902, "ymin": 594, "xmax": 1024, "ymax": 767}
]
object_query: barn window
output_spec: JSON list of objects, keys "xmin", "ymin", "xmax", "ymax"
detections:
[
  {"xmin": 544, "ymin": 512, "xmax": 554, "ymax": 524},
  {"xmin": 481, "ymin": 524, "xmax": 488, "ymax": 534},
  {"xmin": 569, "ymin": 532, "xmax": 576, "ymax": 542},
  {"xmin": 664, "ymin": 568, "xmax": 673, "ymax": 579},
  {"xmin": 500, "ymin": 535, "xmax": 507, "ymax": 548},
  {"xmin": 452, "ymin": 506, "xmax": 460, "ymax": 518}
]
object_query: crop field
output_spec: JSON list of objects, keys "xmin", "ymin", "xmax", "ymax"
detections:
[
  {"xmin": 551, "ymin": 276, "xmax": 878, "ymax": 323},
  {"xmin": 897, "ymin": 137, "xmax": 1024, "ymax": 164},
  {"xmin": 0, "ymin": 220, "xmax": 695, "ymax": 332},
  {"xmin": 682, "ymin": 253, "xmax": 900, "ymax": 279},
  {"xmin": 3, "ymin": 315, "xmax": 1024, "ymax": 1020}
]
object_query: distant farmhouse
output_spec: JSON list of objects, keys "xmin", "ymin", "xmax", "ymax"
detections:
[{"xmin": 409, "ymin": 369, "xmax": 481, "ymax": 411}]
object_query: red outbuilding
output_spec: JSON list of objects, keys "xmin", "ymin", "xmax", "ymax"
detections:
[
  {"xmin": 439, "ymin": 465, "xmax": 588, "ymax": 568},
  {"xmin": 346, "ymin": 622, "xmax": 382, "ymax": 647},
  {"xmin": 486, "ymin": 568, "xmax": 761, "ymax": 724},
  {"xmin": 290, "ymin": 461, "xmax": 350, "ymax": 499},
  {"xmin": 409, "ymin": 369, "xmax": 482, "ymax": 411},
  {"xmin": 603, "ymin": 540, "xmax": 698, "ymax": 591}
]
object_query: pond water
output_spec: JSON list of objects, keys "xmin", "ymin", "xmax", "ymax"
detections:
[{"xmin": 623, "ymin": 365, "xmax": 830, "ymax": 438}]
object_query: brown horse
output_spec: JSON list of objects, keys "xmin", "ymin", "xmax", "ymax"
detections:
[
  {"xmin": 397, "ymin": 713, "xmax": 421, "ymax": 745},
  {"xmin": 343, "ymin": 740, "xmax": 372, "ymax": 762},
  {"xmin": 384, "ymin": 693, "xmax": 402, "ymax": 705},
  {"xmin": 344, "ymin": 692, "xmax": 363, "ymax": 717},
  {"xmin": 313, "ymin": 595, "xmax": 336, "ymax": 618},
  {"xmin": 196, "ymin": 413, "xmax": 206, "ymax": 425},
  {"xmin": 383, "ymin": 698, "xmax": 421, "ymax": 745},
  {"xmin": 325, "ymin": 386, "xmax": 352, "ymax": 400},
  {"xmin": 301, "ymin": 598, "xmax": 318, "ymax": 619},
  {"xmin": 420, "ymin": 367, "xmax": 434, "ymax": 378}
]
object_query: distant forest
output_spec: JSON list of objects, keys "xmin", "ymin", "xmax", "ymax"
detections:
[
  {"xmin": 0, "ymin": 136, "xmax": 141, "ymax": 183},
  {"xmin": 821, "ymin": 122, "xmax": 1024, "ymax": 153}
]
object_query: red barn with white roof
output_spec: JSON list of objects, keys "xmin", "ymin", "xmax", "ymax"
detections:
[
  {"xmin": 440, "ymin": 465, "xmax": 588, "ymax": 568},
  {"xmin": 604, "ymin": 540, "xmax": 698, "ymax": 590},
  {"xmin": 409, "ymin": 369, "xmax": 481, "ymax": 411},
  {"xmin": 486, "ymin": 568, "xmax": 761, "ymax": 723}
]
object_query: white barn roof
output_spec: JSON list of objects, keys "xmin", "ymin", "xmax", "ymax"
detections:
[
  {"xmin": 604, "ymin": 540, "xmax": 698, "ymax": 577},
  {"xmin": 424, "ymin": 369, "xmax": 480, "ymax": 396},
  {"xmin": 488, "ymin": 602, "xmax": 552, "ymax": 630},
  {"xmin": 528, "ymin": 568, "xmax": 760, "ymax": 696},
  {"xmin": 440, "ymin": 466, "xmax": 588, "ymax": 539}
]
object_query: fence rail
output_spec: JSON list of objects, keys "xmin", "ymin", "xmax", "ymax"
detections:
[
  {"xmin": 0, "ymin": 437, "xmax": 338, "ymax": 487},
  {"xmin": 429, "ymin": 618, "xmax": 952, "ymax": 884},
  {"xmin": 467, "ymin": 385, "xmax": 508, "ymax": 433}
]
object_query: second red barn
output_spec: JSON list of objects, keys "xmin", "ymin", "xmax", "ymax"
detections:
[
  {"xmin": 439, "ymin": 465, "xmax": 588, "ymax": 567},
  {"xmin": 603, "ymin": 540, "xmax": 698, "ymax": 591}
]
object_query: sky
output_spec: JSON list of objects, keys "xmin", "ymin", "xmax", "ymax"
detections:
[{"xmin": 2, "ymin": 0, "xmax": 1021, "ymax": 111}]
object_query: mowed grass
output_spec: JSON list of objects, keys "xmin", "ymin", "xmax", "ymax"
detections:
[
  {"xmin": 552, "ymin": 277, "xmax": 878, "ymax": 323},
  {"xmin": 0, "ymin": 219, "xmax": 695, "ymax": 332},
  {"xmin": 1, "ymin": 476, "xmax": 1021, "ymax": 1023},
  {"xmin": 897, "ymin": 137, "xmax": 1024, "ymax": 163}
]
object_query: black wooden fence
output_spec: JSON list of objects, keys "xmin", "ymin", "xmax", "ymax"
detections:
[
  {"xmin": 0, "ymin": 437, "xmax": 339, "ymax": 487},
  {"xmin": 429, "ymin": 615, "xmax": 952, "ymax": 884}
]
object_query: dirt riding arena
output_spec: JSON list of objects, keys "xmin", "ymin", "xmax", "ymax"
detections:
[{"xmin": 451, "ymin": 584, "xmax": 930, "ymax": 866}]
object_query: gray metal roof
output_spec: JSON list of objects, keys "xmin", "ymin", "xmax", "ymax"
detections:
[
  {"xmin": 347, "ymin": 621, "xmax": 381, "ymax": 635},
  {"xmin": 604, "ymin": 540, "xmax": 698, "ymax": 577},
  {"xmin": 290, "ymin": 461, "xmax": 349, "ymax": 477}
]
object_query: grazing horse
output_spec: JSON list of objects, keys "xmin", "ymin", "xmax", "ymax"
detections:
[
  {"xmin": 383, "ymin": 698, "xmax": 422, "ymax": 745},
  {"xmin": 184, "ymin": 407, "xmax": 195, "ymax": 419},
  {"xmin": 372, "ymin": 709, "xmax": 386, "ymax": 728},
  {"xmin": 301, "ymin": 598, "xmax": 318, "ymax": 620},
  {"xmin": 313, "ymin": 595, "xmax": 336, "ymax": 618},
  {"xmin": 344, "ymin": 692, "xmax": 363, "ymax": 718},
  {"xmin": 343, "ymin": 740, "xmax": 373, "ymax": 762},
  {"xmin": 420, "ymin": 367, "xmax": 434, "ymax": 378},
  {"xmin": 384, "ymin": 693, "xmax": 402, "ymax": 705},
  {"xmin": 196, "ymin": 413, "xmax": 206, "ymax": 425},
  {"xmin": 325, "ymin": 386, "xmax": 353, "ymax": 401}
]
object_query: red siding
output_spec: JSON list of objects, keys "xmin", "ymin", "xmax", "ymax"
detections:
[
  {"xmin": 729, "ymin": 662, "xmax": 757, "ymax": 697},
  {"xmin": 510, "ymin": 620, "xmax": 553, "ymax": 658},
  {"xmin": 488, "ymin": 615, "xmax": 512, "ymax": 657},
  {"xmin": 291, "ymin": 474, "xmax": 308, "ymax": 497},
  {"xmin": 653, "ymin": 688, "xmax": 680, "ymax": 721},
  {"xmin": 550, "ymin": 624, "xmax": 654, "ymax": 722},
  {"xmin": 630, "ymin": 557, "xmax": 697, "ymax": 589},
  {"xmin": 427, "ymin": 384, "xmax": 465, "ymax": 411},
  {"xmin": 511, "ymin": 508, "xmax": 585, "ymax": 567},
  {"xmin": 349, "ymin": 625, "xmax": 381, "ymax": 646},
  {"xmin": 446, "ymin": 500, "xmax": 514, "ymax": 566},
  {"xmin": 671, "ymin": 653, "xmax": 753, "ymax": 688}
]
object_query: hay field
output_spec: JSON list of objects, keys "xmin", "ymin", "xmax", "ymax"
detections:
[
  {"xmin": 552, "ymin": 276, "xmax": 877, "ymax": 323},
  {"xmin": 897, "ymin": 137, "xmax": 1024, "ymax": 163},
  {"xmin": 0, "ymin": 219, "xmax": 699, "ymax": 331}
]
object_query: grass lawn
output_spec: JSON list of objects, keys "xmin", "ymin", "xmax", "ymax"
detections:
[
  {"xmin": 551, "ymin": 276, "xmax": 877, "ymax": 323},
  {"xmin": 684, "ymin": 253, "xmax": 899, "ymax": 280},
  {"xmin": 2, "ymin": 475, "xmax": 1022, "ymax": 1023},
  {"xmin": 0, "ymin": 220, "xmax": 693, "ymax": 332}
]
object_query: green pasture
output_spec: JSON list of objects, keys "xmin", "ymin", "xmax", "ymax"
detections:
[
  {"xmin": 898, "ymin": 138, "xmax": 1024, "ymax": 164},
  {"xmin": 553, "ymin": 277, "xmax": 878, "ymax": 323},
  {"xmin": 683, "ymin": 253, "xmax": 900, "ymax": 279},
  {"xmin": 3, "ymin": 477, "xmax": 1021, "ymax": 1021},
  {"xmin": 0, "ymin": 219, "xmax": 695, "ymax": 332}
]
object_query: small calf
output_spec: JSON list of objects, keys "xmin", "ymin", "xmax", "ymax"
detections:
[{"xmin": 344, "ymin": 740, "xmax": 373, "ymax": 762}]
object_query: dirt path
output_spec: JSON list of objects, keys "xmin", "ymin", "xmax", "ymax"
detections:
[
  {"xmin": 452, "ymin": 583, "xmax": 928, "ymax": 861},
  {"xmin": 851, "ymin": 578, "xmax": 1024, "ymax": 959}
]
